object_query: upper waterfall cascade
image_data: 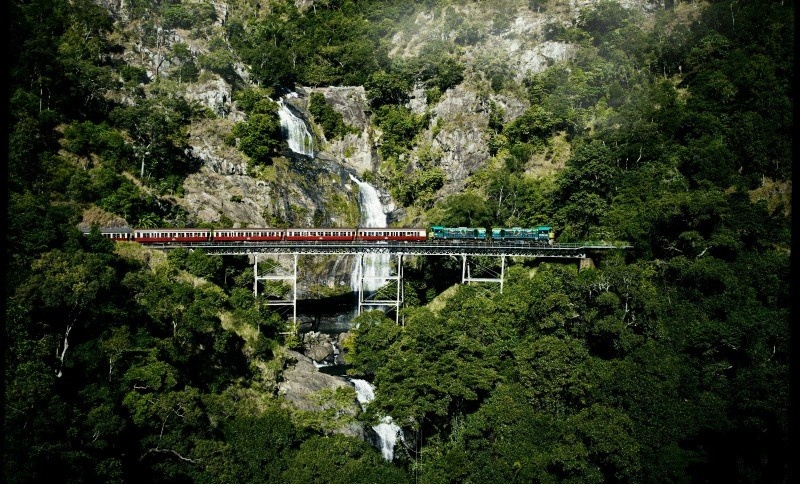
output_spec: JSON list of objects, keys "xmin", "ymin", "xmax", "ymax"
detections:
[{"xmin": 278, "ymin": 93, "xmax": 314, "ymax": 157}]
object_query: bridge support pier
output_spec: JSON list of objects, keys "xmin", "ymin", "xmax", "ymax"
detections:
[
  {"xmin": 356, "ymin": 253, "xmax": 404, "ymax": 325},
  {"xmin": 254, "ymin": 253, "xmax": 298, "ymax": 333},
  {"xmin": 462, "ymin": 254, "xmax": 506, "ymax": 293}
]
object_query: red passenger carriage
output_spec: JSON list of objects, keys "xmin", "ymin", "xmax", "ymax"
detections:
[
  {"xmin": 284, "ymin": 228, "xmax": 357, "ymax": 241},
  {"xmin": 212, "ymin": 228, "xmax": 284, "ymax": 242},
  {"xmin": 357, "ymin": 228, "xmax": 428, "ymax": 241},
  {"xmin": 133, "ymin": 228, "xmax": 212, "ymax": 243}
]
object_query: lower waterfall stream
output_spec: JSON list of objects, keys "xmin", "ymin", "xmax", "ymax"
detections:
[{"xmin": 350, "ymin": 378, "xmax": 402, "ymax": 461}]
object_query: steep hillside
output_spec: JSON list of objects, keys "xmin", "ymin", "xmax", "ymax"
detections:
[{"xmin": 84, "ymin": 0, "xmax": 696, "ymax": 229}]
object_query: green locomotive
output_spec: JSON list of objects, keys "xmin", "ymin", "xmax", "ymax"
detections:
[{"xmin": 430, "ymin": 225, "xmax": 554, "ymax": 244}]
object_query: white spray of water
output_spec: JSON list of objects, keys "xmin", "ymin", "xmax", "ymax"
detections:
[
  {"xmin": 278, "ymin": 93, "xmax": 314, "ymax": 157},
  {"xmin": 349, "ymin": 174, "xmax": 390, "ymax": 292},
  {"xmin": 351, "ymin": 378, "xmax": 402, "ymax": 461}
]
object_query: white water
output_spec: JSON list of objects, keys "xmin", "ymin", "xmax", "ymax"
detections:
[
  {"xmin": 351, "ymin": 378, "xmax": 402, "ymax": 461},
  {"xmin": 278, "ymin": 93, "xmax": 314, "ymax": 157},
  {"xmin": 349, "ymin": 175, "xmax": 391, "ymax": 293}
]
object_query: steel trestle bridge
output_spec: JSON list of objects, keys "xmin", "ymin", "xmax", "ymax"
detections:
[
  {"xmin": 146, "ymin": 240, "xmax": 627, "ymax": 257},
  {"xmin": 145, "ymin": 240, "xmax": 630, "ymax": 326}
]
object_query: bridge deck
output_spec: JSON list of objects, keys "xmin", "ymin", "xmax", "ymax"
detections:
[{"xmin": 141, "ymin": 240, "xmax": 630, "ymax": 257}]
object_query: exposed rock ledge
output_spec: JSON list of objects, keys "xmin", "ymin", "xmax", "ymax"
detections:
[{"xmin": 277, "ymin": 350, "xmax": 364, "ymax": 438}]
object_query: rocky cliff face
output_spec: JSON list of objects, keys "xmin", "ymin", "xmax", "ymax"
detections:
[
  {"xmin": 102, "ymin": 0, "xmax": 664, "ymax": 229},
  {"xmin": 87, "ymin": 0, "xmax": 673, "ymax": 292},
  {"xmin": 297, "ymin": 86, "xmax": 376, "ymax": 177},
  {"xmin": 277, "ymin": 350, "xmax": 365, "ymax": 438},
  {"xmin": 87, "ymin": 0, "xmax": 674, "ymax": 315}
]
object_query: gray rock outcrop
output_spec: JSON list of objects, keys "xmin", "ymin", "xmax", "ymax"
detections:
[
  {"xmin": 277, "ymin": 350, "xmax": 364, "ymax": 438},
  {"xmin": 297, "ymin": 86, "xmax": 375, "ymax": 176}
]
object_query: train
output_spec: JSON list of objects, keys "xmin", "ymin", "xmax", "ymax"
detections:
[{"xmin": 83, "ymin": 225, "xmax": 555, "ymax": 245}]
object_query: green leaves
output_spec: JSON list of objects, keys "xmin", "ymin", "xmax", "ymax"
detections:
[
  {"xmin": 281, "ymin": 435, "xmax": 409, "ymax": 484},
  {"xmin": 435, "ymin": 192, "xmax": 491, "ymax": 228},
  {"xmin": 345, "ymin": 310, "xmax": 402, "ymax": 379},
  {"xmin": 233, "ymin": 112, "xmax": 282, "ymax": 165},
  {"xmin": 234, "ymin": 5, "xmax": 389, "ymax": 89},
  {"xmin": 308, "ymin": 92, "xmax": 355, "ymax": 140},
  {"xmin": 514, "ymin": 335, "xmax": 596, "ymax": 414},
  {"xmin": 356, "ymin": 299, "xmax": 504, "ymax": 430},
  {"xmin": 109, "ymin": 94, "xmax": 197, "ymax": 186},
  {"xmin": 365, "ymin": 70, "xmax": 411, "ymax": 107}
]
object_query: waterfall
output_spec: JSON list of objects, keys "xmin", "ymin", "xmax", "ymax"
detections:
[
  {"xmin": 278, "ymin": 93, "xmax": 314, "ymax": 157},
  {"xmin": 349, "ymin": 175, "xmax": 391, "ymax": 293},
  {"xmin": 351, "ymin": 378, "xmax": 402, "ymax": 461}
]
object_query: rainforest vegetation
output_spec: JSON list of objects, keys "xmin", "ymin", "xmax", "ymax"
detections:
[{"xmin": 6, "ymin": 0, "xmax": 792, "ymax": 482}]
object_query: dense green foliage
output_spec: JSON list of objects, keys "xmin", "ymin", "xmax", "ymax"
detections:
[
  {"xmin": 6, "ymin": 0, "xmax": 792, "ymax": 482},
  {"xmin": 308, "ymin": 92, "xmax": 356, "ymax": 140}
]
